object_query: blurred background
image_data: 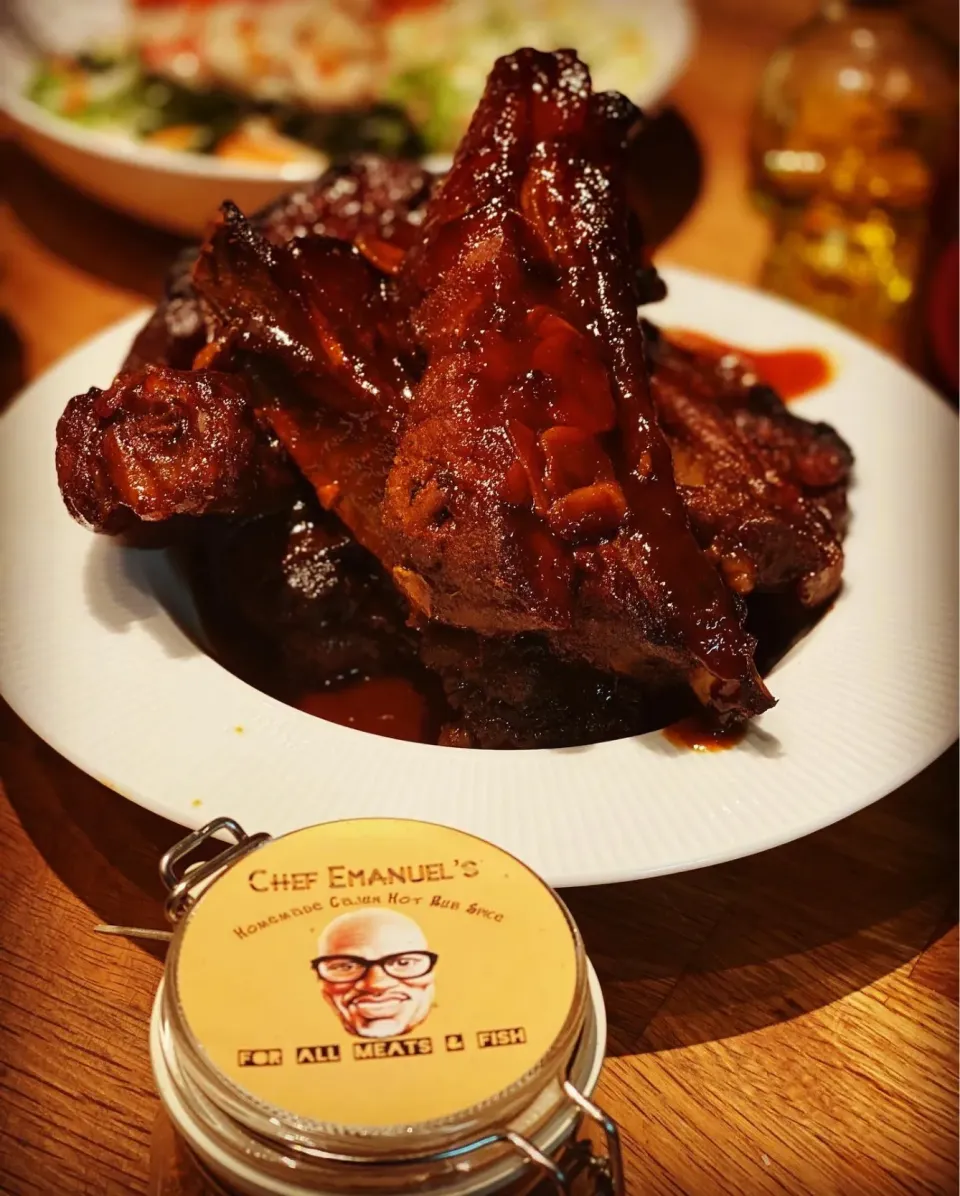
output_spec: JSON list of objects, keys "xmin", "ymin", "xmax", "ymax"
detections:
[{"xmin": 0, "ymin": 0, "xmax": 956, "ymax": 400}]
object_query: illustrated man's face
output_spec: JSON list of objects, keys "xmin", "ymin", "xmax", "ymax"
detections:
[{"xmin": 312, "ymin": 910, "xmax": 436, "ymax": 1039}]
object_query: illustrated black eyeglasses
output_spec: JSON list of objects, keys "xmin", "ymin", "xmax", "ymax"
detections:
[{"xmin": 310, "ymin": 951, "xmax": 438, "ymax": 983}]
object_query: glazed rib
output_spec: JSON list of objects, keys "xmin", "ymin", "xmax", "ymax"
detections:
[
  {"xmin": 387, "ymin": 49, "xmax": 772, "ymax": 716},
  {"xmin": 192, "ymin": 201, "xmax": 413, "ymax": 561},
  {"xmin": 189, "ymin": 52, "xmax": 771, "ymax": 718},
  {"xmin": 54, "ymin": 55, "xmax": 860, "ymax": 737},
  {"xmin": 644, "ymin": 323, "xmax": 851, "ymax": 608},
  {"xmin": 55, "ymin": 366, "xmax": 294, "ymax": 534},
  {"xmin": 122, "ymin": 156, "xmax": 434, "ymax": 375}
]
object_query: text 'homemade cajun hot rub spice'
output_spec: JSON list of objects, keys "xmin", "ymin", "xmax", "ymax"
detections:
[{"xmin": 148, "ymin": 817, "xmax": 621, "ymax": 1195}]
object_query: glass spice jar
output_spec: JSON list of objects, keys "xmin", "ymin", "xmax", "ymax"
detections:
[
  {"xmin": 146, "ymin": 817, "xmax": 622, "ymax": 1196},
  {"xmin": 749, "ymin": 0, "xmax": 955, "ymax": 355}
]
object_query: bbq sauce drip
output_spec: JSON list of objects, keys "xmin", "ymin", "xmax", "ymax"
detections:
[
  {"xmin": 662, "ymin": 718, "xmax": 747, "ymax": 752},
  {"xmin": 664, "ymin": 329, "xmax": 832, "ymax": 401}
]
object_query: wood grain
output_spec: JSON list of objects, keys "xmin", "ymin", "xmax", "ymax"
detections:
[{"xmin": 0, "ymin": 2, "xmax": 957, "ymax": 1193}]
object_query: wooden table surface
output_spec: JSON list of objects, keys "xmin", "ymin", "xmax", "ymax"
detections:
[{"xmin": 0, "ymin": 2, "xmax": 957, "ymax": 1193}]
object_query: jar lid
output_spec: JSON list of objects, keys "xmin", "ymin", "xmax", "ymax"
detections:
[{"xmin": 166, "ymin": 819, "xmax": 585, "ymax": 1143}]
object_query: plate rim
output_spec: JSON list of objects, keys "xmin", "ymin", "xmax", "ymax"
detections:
[
  {"xmin": 0, "ymin": 0, "xmax": 695, "ymax": 185},
  {"xmin": 1, "ymin": 266, "xmax": 956, "ymax": 888}
]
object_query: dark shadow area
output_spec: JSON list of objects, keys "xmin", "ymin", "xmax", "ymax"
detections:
[
  {"xmin": 0, "ymin": 142, "xmax": 186, "ymax": 303},
  {"xmin": 627, "ymin": 106, "xmax": 703, "ymax": 250},
  {"xmin": 83, "ymin": 537, "xmax": 205, "ymax": 659},
  {"xmin": 0, "ymin": 699, "xmax": 222, "ymax": 963},
  {"xmin": 565, "ymin": 743, "xmax": 958, "ymax": 1056},
  {"xmin": 0, "ymin": 312, "xmax": 27, "ymax": 415}
]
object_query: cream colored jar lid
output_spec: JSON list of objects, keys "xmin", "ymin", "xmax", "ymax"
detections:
[{"xmin": 171, "ymin": 818, "xmax": 582, "ymax": 1132}]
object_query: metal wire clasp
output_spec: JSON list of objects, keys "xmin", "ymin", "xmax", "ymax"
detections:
[
  {"xmin": 562, "ymin": 1080, "xmax": 624, "ymax": 1194},
  {"xmin": 269, "ymin": 1075, "xmax": 623, "ymax": 1195},
  {"xmin": 159, "ymin": 817, "xmax": 271, "ymax": 924},
  {"xmin": 501, "ymin": 1079, "xmax": 623, "ymax": 1194}
]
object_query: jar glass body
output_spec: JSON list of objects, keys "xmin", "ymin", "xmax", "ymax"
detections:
[
  {"xmin": 749, "ymin": 0, "xmax": 955, "ymax": 351},
  {"xmin": 148, "ymin": 965, "xmax": 611, "ymax": 1196},
  {"xmin": 147, "ymin": 1110, "xmax": 613, "ymax": 1196}
]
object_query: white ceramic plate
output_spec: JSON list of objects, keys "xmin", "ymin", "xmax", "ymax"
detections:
[
  {"xmin": 0, "ymin": 0, "xmax": 694, "ymax": 236},
  {"xmin": 0, "ymin": 268, "xmax": 956, "ymax": 887}
]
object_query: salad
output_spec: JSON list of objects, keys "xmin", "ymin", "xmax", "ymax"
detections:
[{"xmin": 26, "ymin": 0, "xmax": 651, "ymax": 166}]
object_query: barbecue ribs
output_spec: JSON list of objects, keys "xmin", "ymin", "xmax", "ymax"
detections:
[
  {"xmin": 189, "ymin": 51, "xmax": 776, "ymax": 720},
  {"xmin": 59, "ymin": 157, "xmax": 434, "ymax": 538},
  {"xmin": 644, "ymin": 323, "xmax": 851, "ymax": 608},
  {"xmin": 55, "ymin": 366, "xmax": 295, "ymax": 534},
  {"xmin": 54, "ymin": 48, "xmax": 854, "ymax": 742}
]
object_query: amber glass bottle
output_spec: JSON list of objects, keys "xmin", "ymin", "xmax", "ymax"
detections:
[{"xmin": 750, "ymin": 0, "xmax": 955, "ymax": 355}]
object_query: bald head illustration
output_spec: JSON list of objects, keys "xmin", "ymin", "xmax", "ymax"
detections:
[{"xmin": 312, "ymin": 909, "xmax": 437, "ymax": 1039}]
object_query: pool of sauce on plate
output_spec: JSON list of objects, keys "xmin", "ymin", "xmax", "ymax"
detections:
[
  {"xmin": 663, "ymin": 717, "xmax": 747, "ymax": 752},
  {"xmin": 665, "ymin": 329, "xmax": 832, "ymax": 400},
  {"xmin": 294, "ymin": 676, "xmax": 432, "ymax": 743},
  {"xmin": 179, "ymin": 544, "xmax": 444, "ymax": 745}
]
